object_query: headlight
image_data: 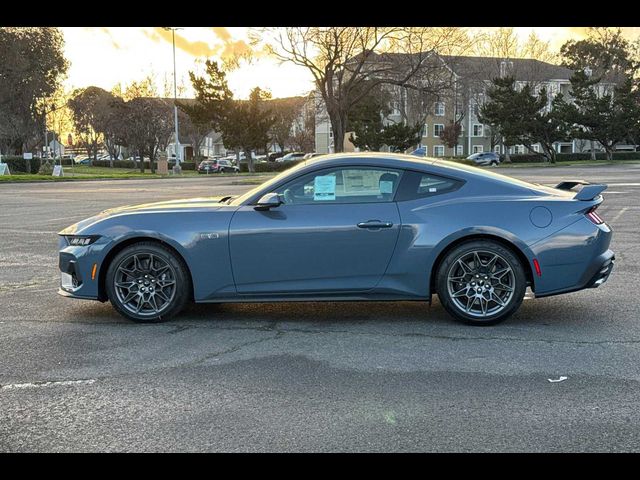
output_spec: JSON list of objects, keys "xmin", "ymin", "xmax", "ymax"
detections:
[{"xmin": 65, "ymin": 235, "xmax": 100, "ymax": 246}]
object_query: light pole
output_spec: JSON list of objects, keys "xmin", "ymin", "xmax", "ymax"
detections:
[{"xmin": 163, "ymin": 27, "xmax": 183, "ymax": 166}]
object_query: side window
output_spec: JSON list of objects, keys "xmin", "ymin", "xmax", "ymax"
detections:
[
  {"xmin": 395, "ymin": 170, "xmax": 463, "ymax": 202},
  {"xmin": 275, "ymin": 167, "xmax": 403, "ymax": 205}
]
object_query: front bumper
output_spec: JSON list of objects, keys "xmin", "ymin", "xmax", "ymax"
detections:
[{"xmin": 58, "ymin": 237, "xmax": 110, "ymax": 301}]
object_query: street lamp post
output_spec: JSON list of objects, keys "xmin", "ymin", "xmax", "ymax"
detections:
[{"xmin": 163, "ymin": 27, "xmax": 183, "ymax": 166}]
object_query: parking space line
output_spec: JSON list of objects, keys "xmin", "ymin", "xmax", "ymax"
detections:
[
  {"xmin": 610, "ymin": 207, "xmax": 630, "ymax": 223},
  {"xmin": 1, "ymin": 379, "xmax": 96, "ymax": 391}
]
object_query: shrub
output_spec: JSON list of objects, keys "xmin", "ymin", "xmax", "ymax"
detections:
[
  {"xmin": 38, "ymin": 161, "xmax": 54, "ymax": 175},
  {"xmin": 1, "ymin": 156, "xmax": 34, "ymax": 173}
]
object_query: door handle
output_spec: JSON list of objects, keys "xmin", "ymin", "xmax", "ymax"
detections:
[{"xmin": 357, "ymin": 220, "xmax": 394, "ymax": 229}]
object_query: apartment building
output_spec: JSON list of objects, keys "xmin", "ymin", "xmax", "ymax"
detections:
[{"xmin": 315, "ymin": 54, "xmax": 614, "ymax": 157}]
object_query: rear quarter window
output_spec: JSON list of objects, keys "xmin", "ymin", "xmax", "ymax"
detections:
[{"xmin": 395, "ymin": 170, "xmax": 464, "ymax": 202}]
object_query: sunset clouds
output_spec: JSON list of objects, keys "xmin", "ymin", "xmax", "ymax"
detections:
[{"xmin": 60, "ymin": 27, "xmax": 639, "ymax": 101}]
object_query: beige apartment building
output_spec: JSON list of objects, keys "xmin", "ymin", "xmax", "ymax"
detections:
[{"xmin": 315, "ymin": 54, "xmax": 614, "ymax": 157}]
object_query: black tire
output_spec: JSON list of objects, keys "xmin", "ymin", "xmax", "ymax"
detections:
[
  {"xmin": 435, "ymin": 240, "xmax": 526, "ymax": 326},
  {"xmin": 105, "ymin": 241, "xmax": 191, "ymax": 323}
]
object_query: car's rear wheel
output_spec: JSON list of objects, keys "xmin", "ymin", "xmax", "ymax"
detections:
[
  {"xmin": 490, "ymin": 160, "xmax": 498, "ymax": 166},
  {"xmin": 435, "ymin": 240, "xmax": 526, "ymax": 325},
  {"xmin": 105, "ymin": 242, "xmax": 190, "ymax": 323}
]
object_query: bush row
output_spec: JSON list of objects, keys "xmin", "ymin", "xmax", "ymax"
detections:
[
  {"xmin": 501, "ymin": 151, "xmax": 640, "ymax": 163},
  {"xmin": 239, "ymin": 160, "xmax": 304, "ymax": 173},
  {"xmin": 89, "ymin": 159, "xmax": 196, "ymax": 170}
]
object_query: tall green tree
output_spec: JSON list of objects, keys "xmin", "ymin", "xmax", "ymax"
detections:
[
  {"xmin": 479, "ymin": 77, "xmax": 569, "ymax": 163},
  {"xmin": 0, "ymin": 27, "xmax": 68, "ymax": 159},
  {"xmin": 182, "ymin": 60, "xmax": 233, "ymax": 128},
  {"xmin": 559, "ymin": 71, "xmax": 640, "ymax": 161},
  {"xmin": 382, "ymin": 122, "xmax": 423, "ymax": 153},
  {"xmin": 560, "ymin": 28, "xmax": 639, "ymax": 158},
  {"xmin": 347, "ymin": 83, "xmax": 391, "ymax": 151},
  {"xmin": 219, "ymin": 88, "xmax": 276, "ymax": 172}
]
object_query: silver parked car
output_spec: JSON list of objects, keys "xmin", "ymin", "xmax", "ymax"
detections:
[{"xmin": 467, "ymin": 152, "xmax": 500, "ymax": 166}]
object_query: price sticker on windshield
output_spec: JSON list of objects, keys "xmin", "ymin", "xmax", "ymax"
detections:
[{"xmin": 314, "ymin": 175, "xmax": 336, "ymax": 201}]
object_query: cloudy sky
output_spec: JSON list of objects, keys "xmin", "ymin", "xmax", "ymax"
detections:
[{"xmin": 60, "ymin": 27, "xmax": 639, "ymax": 100}]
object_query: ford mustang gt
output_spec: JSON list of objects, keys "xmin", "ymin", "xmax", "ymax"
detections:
[{"xmin": 58, "ymin": 153, "xmax": 614, "ymax": 325}]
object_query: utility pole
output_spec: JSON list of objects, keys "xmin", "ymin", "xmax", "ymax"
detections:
[{"xmin": 163, "ymin": 27, "xmax": 183, "ymax": 166}]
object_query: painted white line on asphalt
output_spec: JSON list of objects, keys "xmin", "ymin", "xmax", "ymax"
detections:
[
  {"xmin": 610, "ymin": 207, "xmax": 630, "ymax": 223},
  {"xmin": 0, "ymin": 379, "xmax": 96, "ymax": 391}
]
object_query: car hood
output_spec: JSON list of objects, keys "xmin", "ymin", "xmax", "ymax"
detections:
[{"xmin": 59, "ymin": 197, "xmax": 229, "ymax": 235}]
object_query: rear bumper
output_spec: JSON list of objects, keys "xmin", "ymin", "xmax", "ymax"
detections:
[
  {"xmin": 535, "ymin": 249, "xmax": 615, "ymax": 298},
  {"xmin": 585, "ymin": 254, "xmax": 615, "ymax": 288},
  {"xmin": 530, "ymin": 217, "xmax": 613, "ymax": 298}
]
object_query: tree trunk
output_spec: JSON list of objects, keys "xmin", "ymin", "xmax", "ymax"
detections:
[
  {"xmin": 605, "ymin": 147, "xmax": 613, "ymax": 161},
  {"xmin": 139, "ymin": 150, "xmax": 145, "ymax": 173},
  {"xmin": 504, "ymin": 145, "xmax": 511, "ymax": 163},
  {"xmin": 246, "ymin": 148, "xmax": 255, "ymax": 173},
  {"xmin": 327, "ymin": 108, "xmax": 346, "ymax": 153},
  {"xmin": 590, "ymin": 140, "xmax": 596, "ymax": 160}
]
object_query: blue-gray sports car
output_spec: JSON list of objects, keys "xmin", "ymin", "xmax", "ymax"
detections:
[{"xmin": 58, "ymin": 153, "xmax": 614, "ymax": 325}]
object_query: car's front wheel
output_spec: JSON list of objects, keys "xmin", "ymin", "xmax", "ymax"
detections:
[
  {"xmin": 435, "ymin": 240, "xmax": 526, "ymax": 325},
  {"xmin": 105, "ymin": 242, "xmax": 191, "ymax": 323}
]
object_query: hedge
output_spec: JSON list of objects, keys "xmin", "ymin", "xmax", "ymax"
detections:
[
  {"xmin": 239, "ymin": 160, "xmax": 303, "ymax": 173},
  {"xmin": 0, "ymin": 155, "xmax": 56, "ymax": 173},
  {"xmin": 89, "ymin": 160, "xmax": 196, "ymax": 170},
  {"xmin": 502, "ymin": 151, "xmax": 640, "ymax": 163}
]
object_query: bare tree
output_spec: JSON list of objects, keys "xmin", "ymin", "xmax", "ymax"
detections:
[{"xmin": 254, "ymin": 27, "xmax": 472, "ymax": 152}]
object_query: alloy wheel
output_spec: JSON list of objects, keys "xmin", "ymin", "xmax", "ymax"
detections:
[
  {"xmin": 113, "ymin": 253, "xmax": 177, "ymax": 317},
  {"xmin": 446, "ymin": 250, "xmax": 515, "ymax": 318}
]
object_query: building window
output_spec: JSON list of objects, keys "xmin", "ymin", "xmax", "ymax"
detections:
[
  {"xmin": 434, "ymin": 145, "xmax": 445, "ymax": 157},
  {"xmin": 473, "ymin": 145, "xmax": 484, "ymax": 154},
  {"xmin": 494, "ymin": 145, "xmax": 501, "ymax": 154},
  {"xmin": 515, "ymin": 145, "xmax": 525, "ymax": 154},
  {"xmin": 433, "ymin": 124, "xmax": 444, "ymax": 137},
  {"xmin": 456, "ymin": 145, "xmax": 463, "ymax": 156},
  {"xmin": 472, "ymin": 124, "xmax": 483, "ymax": 137},
  {"xmin": 422, "ymin": 124, "xmax": 428, "ymax": 137},
  {"xmin": 434, "ymin": 102, "xmax": 445, "ymax": 116},
  {"xmin": 532, "ymin": 144, "xmax": 540, "ymax": 153}
]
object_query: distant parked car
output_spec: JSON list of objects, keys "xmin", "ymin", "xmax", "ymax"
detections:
[
  {"xmin": 198, "ymin": 159, "xmax": 239, "ymax": 174},
  {"xmin": 75, "ymin": 157, "xmax": 91, "ymax": 165},
  {"xmin": 467, "ymin": 152, "xmax": 500, "ymax": 166},
  {"xmin": 277, "ymin": 152, "xmax": 306, "ymax": 162},
  {"xmin": 303, "ymin": 153, "xmax": 323, "ymax": 160}
]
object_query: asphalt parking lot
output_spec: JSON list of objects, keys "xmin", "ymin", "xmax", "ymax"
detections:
[{"xmin": 1, "ymin": 164, "xmax": 639, "ymax": 452}]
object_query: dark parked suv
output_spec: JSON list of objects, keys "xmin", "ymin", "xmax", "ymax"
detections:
[{"xmin": 198, "ymin": 159, "xmax": 239, "ymax": 174}]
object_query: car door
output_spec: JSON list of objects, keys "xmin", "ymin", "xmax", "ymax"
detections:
[{"xmin": 228, "ymin": 166, "xmax": 403, "ymax": 295}]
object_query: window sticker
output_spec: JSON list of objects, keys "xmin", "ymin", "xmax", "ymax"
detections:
[
  {"xmin": 313, "ymin": 175, "xmax": 337, "ymax": 201},
  {"xmin": 429, "ymin": 187, "xmax": 437, "ymax": 192},
  {"xmin": 379, "ymin": 180, "xmax": 394, "ymax": 194}
]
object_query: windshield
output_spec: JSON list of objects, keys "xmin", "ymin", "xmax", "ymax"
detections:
[{"xmin": 228, "ymin": 161, "xmax": 309, "ymax": 206}]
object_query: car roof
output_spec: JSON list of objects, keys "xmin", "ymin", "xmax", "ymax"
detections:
[{"xmin": 299, "ymin": 152, "xmax": 539, "ymax": 192}]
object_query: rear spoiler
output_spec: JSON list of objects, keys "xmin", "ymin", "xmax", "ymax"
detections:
[
  {"xmin": 555, "ymin": 180, "xmax": 590, "ymax": 190},
  {"xmin": 574, "ymin": 184, "xmax": 607, "ymax": 201},
  {"xmin": 554, "ymin": 180, "xmax": 607, "ymax": 201}
]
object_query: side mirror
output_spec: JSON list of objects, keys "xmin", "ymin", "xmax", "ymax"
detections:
[{"xmin": 254, "ymin": 192, "xmax": 282, "ymax": 211}]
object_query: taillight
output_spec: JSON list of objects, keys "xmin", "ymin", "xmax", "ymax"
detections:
[{"xmin": 586, "ymin": 206, "xmax": 604, "ymax": 225}]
